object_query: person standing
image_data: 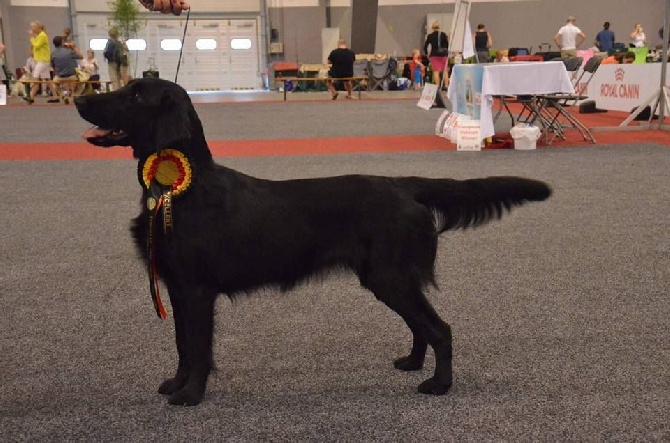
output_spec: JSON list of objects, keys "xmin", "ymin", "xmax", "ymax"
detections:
[
  {"xmin": 0, "ymin": 42, "xmax": 6, "ymax": 92},
  {"xmin": 326, "ymin": 39, "xmax": 356, "ymax": 100},
  {"xmin": 424, "ymin": 21, "xmax": 449, "ymax": 88},
  {"xmin": 24, "ymin": 21, "xmax": 60, "ymax": 104},
  {"xmin": 473, "ymin": 24, "xmax": 493, "ymax": 63},
  {"xmin": 410, "ymin": 49, "xmax": 425, "ymax": 90},
  {"xmin": 103, "ymin": 28, "xmax": 123, "ymax": 91},
  {"xmin": 595, "ymin": 22, "xmax": 616, "ymax": 53},
  {"xmin": 630, "ymin": 23, "xmax": 647, "ymax": 48},
  {"xmin": 553, "ymin": 16, "xmax": 586, "ymax": 59}
]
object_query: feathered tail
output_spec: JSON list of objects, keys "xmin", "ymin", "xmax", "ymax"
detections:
[{"xmin": 400, "ymin": 176, "xmax": 552, "ymax": 233}]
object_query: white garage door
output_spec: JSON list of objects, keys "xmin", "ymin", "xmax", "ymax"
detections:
[{"xmin": 77, "ymin": 15, "xmax": 262, "ymax": 91}]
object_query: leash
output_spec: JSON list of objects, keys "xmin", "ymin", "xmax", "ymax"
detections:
[
  {"xmin": 147, "ymin": 186, "xmax": 169, "ymax": 320},
  {"xmin": 175, "ymin": 7, "xmax": 191, "ymax": 83},
  {"xmin": 140, "ymin": 149, "xmax": 194, "ymax": 319}
]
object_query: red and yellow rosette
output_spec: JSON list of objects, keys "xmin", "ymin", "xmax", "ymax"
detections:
[{"xmin": 141, "ymin": 149, "xmax": 192, "ymax": 196}]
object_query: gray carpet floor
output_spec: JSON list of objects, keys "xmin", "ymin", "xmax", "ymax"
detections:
[{"xmin": 0, "ymin": 100, "xmax": 668, "ymax": 441}]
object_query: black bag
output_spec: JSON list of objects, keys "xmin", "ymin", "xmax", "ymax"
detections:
[
  {"xmin": 142, "ymin": 70, "xmax": 159, "ymax": 79},
  {"xmin": 630, "ymin": 105, "xmax": 655, "ymax": 121},
  {"xmin": 435, "ymin": 32, "xmax": 448, "ymax": 56}
]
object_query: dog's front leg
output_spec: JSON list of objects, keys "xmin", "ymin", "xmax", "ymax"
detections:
[
  {"xmin": 158, "ymin": 295, "xmax": 189, "ymax": 396},
  {"xmin": 167, "ymin": 289, "xmax": 216, "ymax": 406}
]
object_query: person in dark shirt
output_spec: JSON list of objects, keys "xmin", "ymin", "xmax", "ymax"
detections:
[
  {"xmin": 423, "ymin": 22, "xmax": 449, "ymax": 88},
  {"xmin": 326, "ymin": 39, "xmax": 356, "ymax": 100},
  {"xmin": 51, "ymin": 35, "xmax": 82, "ymax": 104},
  {"xmin": 595, "ymin": 22, "xmax": 616, "ymax": 53},
  {"xmin": 473, "ymin": 23, "xmax": 493, "ymax": 63}
]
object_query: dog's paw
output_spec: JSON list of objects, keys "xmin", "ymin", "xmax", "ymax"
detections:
[
  {"xmin": 168, "ymin": 384, "xmax": 205, "ymax": 406},
  {"xmin": 417, "ymin": 377, "xmax": 452, "ymax": 395},
  {"xmin": 393, "ymin": 355, "xmax": 424, "ymax": 371},
  {"xmin": 158, "ymin": 377, "xmax": 187, "ymax": 396}
]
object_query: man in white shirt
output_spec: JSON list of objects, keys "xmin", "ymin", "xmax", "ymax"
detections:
[{"xmin": 554, "ymin": 16, "xmax": 586, "ymax": 59}]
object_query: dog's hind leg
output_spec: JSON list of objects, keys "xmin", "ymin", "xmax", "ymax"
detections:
[
  {"xmin": 366, "ymin": 277, "xmax": 453, "ymax": 395},
  {"xmin": 393, "ymin": 325, "xmax": 427, "ymax": 371}
]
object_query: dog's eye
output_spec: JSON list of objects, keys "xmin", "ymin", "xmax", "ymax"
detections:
[{"xmin": 133, "ymin": 92, "xmax": 143, "ymax": 103}]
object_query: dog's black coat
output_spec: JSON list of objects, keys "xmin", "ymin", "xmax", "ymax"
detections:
[{"xmin": 75, "ymin": 78, "xmax": 551, "ymax": 406}]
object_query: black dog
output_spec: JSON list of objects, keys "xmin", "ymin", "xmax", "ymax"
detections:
[{"xmin": 75, "ymin": 78, "xmax": 551, "ymax": 406}]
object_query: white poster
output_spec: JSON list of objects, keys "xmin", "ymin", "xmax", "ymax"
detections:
[
  {"xmin": 582, "ymin": 64, "xmax": 669, "ymax": 113},
  {"xmin": 456, "ymin": 120, "xmax": 482, "ymax": 151},
  {"xmin": 417, "ymin": 83, "xmax": 438, "ymax": 110},
  {"xmin": 0, "ymin": 85, "xmax": 6, "ymax": 106}
]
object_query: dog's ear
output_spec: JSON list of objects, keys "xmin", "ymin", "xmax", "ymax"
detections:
[{"xmin": 154, "ymin": 87, "xmax": 192, "ymax": 150}]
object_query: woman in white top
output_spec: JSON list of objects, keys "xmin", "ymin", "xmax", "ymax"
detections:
[
  {"xmin": 630, "ymin": 23, "xmax": 647, "ymax": 47},
  {"xmin": 78, "ymin": 49, "xmax": 100, "ymax": 94},
  {"xmin": 80, "ymin": 49, "xmax": 99, "ymax": 76}
]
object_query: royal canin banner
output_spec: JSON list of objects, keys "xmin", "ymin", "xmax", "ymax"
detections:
[{"xmin": 579, "ymin": 64, "xmax": 669, "ymax": 112}]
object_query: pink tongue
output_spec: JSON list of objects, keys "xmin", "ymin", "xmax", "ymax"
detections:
[{"xmin": 82, "ymin": 127, "xmax": 112, "ymax": 139}]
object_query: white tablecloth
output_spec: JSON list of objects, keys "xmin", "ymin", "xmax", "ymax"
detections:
[{"xmin": 447, "ymin": 62, "xmax": 574, "ymax": 138}]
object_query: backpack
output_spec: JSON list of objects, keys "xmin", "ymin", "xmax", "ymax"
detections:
[{"xmin": 103, "ymin": 39, "xmax": 122, "ymax": 64}]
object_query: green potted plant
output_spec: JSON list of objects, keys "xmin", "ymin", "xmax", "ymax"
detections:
[
  {"xmin": 108, "ymin": 0, "xmax": 144, "ymax": 77},
  {"xmin": 108, "ymin": 0, "xmax": 143, "ymax": 41}
]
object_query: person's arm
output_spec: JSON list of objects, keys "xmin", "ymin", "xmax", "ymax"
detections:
[
  {"xmin": 487, "ymin": 32, "xmax": 493, "ymax": 48},
  {"xmin": 577, "ymin": 31, "xmax": 586, "ymax": 48},
  {"xmin": 70, "ymin": 44, "xmax": 84, "ymax": 60},
  {"xmin": 553, "ymin": 32, "xmax": 561, "ymax": 48},
  {"xmin": 424, "ymin": 35, "xmax": 430, "ymax": 55}
]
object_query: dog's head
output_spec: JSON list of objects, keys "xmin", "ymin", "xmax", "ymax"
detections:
[{"xmin": 75, "ymin": 78, "xmax": 206, "ymax": 160}]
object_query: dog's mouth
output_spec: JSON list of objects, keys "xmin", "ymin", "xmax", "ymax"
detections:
[{"xmin": 82, "ymin": 126, "xmax": 130, "ymax": 147}]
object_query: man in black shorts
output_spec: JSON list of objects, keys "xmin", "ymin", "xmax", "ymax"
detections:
[{"xmin": 327, "ymin": 39, "xmax": 356, "ymax": 100}]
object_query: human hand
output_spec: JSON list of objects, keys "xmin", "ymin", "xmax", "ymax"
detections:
[{"xmin": 142, "ymin": 0, "xmax": 190, "ymax": 15}]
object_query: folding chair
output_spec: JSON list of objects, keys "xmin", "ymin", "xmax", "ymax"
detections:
[
  {"xmin": 535, "ymin": 57, "xmax": 604, "ymax": 144},
  {"xmin": 562, "ymin": 56, "xmax": 584, "ymax": 87},
  {"xmin": 352, "ymin": 59, "xmax": 369, "ymax": 92},
  {"xmin": 368, "ymin": 58, "xmax": 395, "ymax": 91}
]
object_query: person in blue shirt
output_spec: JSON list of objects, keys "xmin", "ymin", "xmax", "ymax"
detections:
[
  {"xmin": 51, "ymin": 35, "xmax": 82, "ymax": 104},
  {"xmin": 595, "ymin": 22, "xmax": 616, "ymax": 53}
]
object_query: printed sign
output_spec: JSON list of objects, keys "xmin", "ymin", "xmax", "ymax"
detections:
[
  {"xmin": 450, "ymin": 64, "xmax": 483, "ymax": 120},
  {"xmin": 418, "ymin": 83, "xmax": 438, "ymax": 110},
  {"xmin": 585, "ymin": 64, "xmax": 669, "ymax": 112},
  {"xmin": 456, "ymin": 120, "xmax": 482, "ymax": 151}
]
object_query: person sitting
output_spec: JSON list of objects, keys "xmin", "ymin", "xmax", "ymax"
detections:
[
  {"xmin": 78, "ymin": 49, "xmax": 100, "ymax": 95},
  {"xmin": 493, "ymin": 50, "xmax": 509, "ymax": 63},
  {"xmin": 51, "ymin": 35, "xmax": 83, "ymax": 104},
  {"xmin": 326, "ymin": 39, "xmax": 356, "ymax": 100},
  {"xmin": 601, "ymin": 51, "xmax": 635, "ymax": 64}
]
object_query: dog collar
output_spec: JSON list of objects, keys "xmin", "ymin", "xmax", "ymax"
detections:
[{"xmin": 140, "ymin": 149, "xmax": 193, "ymax": 197}]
